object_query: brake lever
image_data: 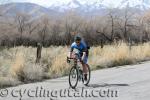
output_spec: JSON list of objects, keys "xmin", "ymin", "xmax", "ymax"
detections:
[{"xmin": 67, "ymin": 57, "xmax": 70, "ymax": 63}]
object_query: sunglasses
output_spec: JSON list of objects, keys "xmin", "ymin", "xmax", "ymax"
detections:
[{"xmin": 76, "ymin": 41, "xmax": 81, "ymax": 44}]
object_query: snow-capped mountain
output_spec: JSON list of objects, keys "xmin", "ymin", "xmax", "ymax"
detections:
[
  {"xmin": 1, "ymin": 0, "xmax": 150, "ymax": 11},
  {"xmin": 48, "ymin": 0, "xmax": 150, "ymax": 11},
  {"xmin": 0, "ymin": 0, "xmax": 150, "ymax": 18},
  {"xmin": 49, "ymin": 0, "xmax": 104, "ymax": 12},
  {"xmin": 99, "ymin": 0, "xmax": 150, "ymax": 9}
]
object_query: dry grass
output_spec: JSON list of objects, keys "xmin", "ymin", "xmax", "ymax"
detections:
[
  {"xmin": 0, "ymin": 77, "xmax": 21, "ymax": 88},
  {"xmin": 89, "ymin": 42, "xmax": 150, "ymax": 69},
  {"xmin": 0, "ymin": 42, "xmax": 150, "ymax": 88},
  {"xmin": 9, "ymin": 52, "xmax": 25, "ymax": 79}
]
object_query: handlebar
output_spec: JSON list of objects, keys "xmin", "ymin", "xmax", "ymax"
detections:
[{"xmin": 67, "ymin": 57, "xmax": 81, "ymax": 63}]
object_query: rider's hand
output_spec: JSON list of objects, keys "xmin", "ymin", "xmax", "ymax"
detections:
[{"xmin": 67, "ymin": 57, "xmax": 70, "ymax": 63}]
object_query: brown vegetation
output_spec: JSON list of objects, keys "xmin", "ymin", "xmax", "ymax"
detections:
[
  {"xmin": 0, "ymin": 42, "xmax": 150, "ymax": 87},
  {"xmin": 0, "ymin": 9, "xmax": 150, "ymax": 47}
]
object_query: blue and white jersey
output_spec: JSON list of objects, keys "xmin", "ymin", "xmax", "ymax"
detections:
[
  {"xmin": 70, "ymin": 39, "xmax": 89, "ymax": 63},
  {"xmin": 70, "ymin": 40, "xmax": 87, "ymax": 54}
]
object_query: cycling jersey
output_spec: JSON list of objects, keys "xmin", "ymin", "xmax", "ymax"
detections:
[
  {"xmin": 70, "ymin": 41, "xmax": 87, "ymax": 54},
  {"xmin": 70, "ymin": 40, "xmax": 88, "ymax": 64}
]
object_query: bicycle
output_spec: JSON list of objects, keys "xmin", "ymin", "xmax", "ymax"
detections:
[{"xmin": 67, "ymin": 49, "xmax": 91, "ymax": 89}]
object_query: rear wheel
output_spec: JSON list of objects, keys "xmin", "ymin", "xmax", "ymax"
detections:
[
  {"xmin": 69, "ymin": 66, "xmax": 79, "ymax": 89},
  {"xmin": 82, "ymin": 64, "xmax": 91, "ymax": 86}
]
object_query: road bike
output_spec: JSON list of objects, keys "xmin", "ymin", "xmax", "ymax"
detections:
[{"xmin": 67, "ymin": 49, "xmax": 91, "ymax": 89}]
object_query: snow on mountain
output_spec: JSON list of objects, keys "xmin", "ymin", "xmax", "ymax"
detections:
[
  {"xmin": 1, "ymin": 0, "xmax": 150, "ymax": 12},
  {"xmin": 48, "ymin": 0, "xmax": 150, "ymax": 11},
  {"xmin": 0, "ymin": 0, "xmax": 150, "ymax": 18}
]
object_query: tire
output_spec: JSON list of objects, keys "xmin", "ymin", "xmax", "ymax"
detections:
[
  {"xmin": 82, "ymin": 64, "xmax": 91, "ymax": 86},
  {"xmin": 69, "ymin": 66, "xmax": 79, "ymax": 89}
]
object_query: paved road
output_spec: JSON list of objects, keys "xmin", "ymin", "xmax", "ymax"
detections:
[{"xmin": 1, "ymin": 61, "xmax": 150, "ymax": 100}]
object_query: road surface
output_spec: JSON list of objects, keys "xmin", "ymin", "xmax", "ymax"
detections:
[{"xmin": 1, "ymin": 61, "xmax": 150, "ymax": 100}]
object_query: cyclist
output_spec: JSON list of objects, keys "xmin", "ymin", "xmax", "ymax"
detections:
[{"xmin": 68, "ymin": 35, "xmax": 90, "ymax": 82}]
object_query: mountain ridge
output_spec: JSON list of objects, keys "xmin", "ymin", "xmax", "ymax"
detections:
[{"xmin": 0, "ymin": 1, "xmax": 149, "ymax": 18}]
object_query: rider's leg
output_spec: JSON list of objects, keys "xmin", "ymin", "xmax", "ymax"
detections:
[
  {"xmin": 82, "ymin": 56, "xmax": 88, "ymax": 73},
  {"xmin": 82, "ymin": 63, "xmax": 88, "ymax": 74},
  {"xmin": 82, "ymin": 56, "xmax": 88, "ymax": 81},
  {"xmin": 81, "ymin": 63, "xmax": 87, "ymax": 81}
]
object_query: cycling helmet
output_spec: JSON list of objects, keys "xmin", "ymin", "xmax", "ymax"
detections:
[{"xmin": 74, "ymin": 36, "xmax": 81, "ymax": 41}]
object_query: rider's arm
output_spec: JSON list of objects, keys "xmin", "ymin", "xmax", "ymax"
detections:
[
  {"xmin": 81, "ymin": 42, "xmax": 87, "ymax": 61},
  {"xmin": 69, "ymin": 50, "xmax": 73, "ymax": 58},
  {"xmin": 67, "ymin": 45, "xmax": 73, "ymax": 63},
  {"xmin": 82, "ymin": 51, "xmax": 86, "ymax": 60},
  {"xmin": 69, "ymin": 44, "xmax": 74, "ymax": 58}
]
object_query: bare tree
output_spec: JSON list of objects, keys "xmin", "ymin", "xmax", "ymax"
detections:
[
  {"xmin": 14, "ymin": 12, "xmax": 31, "ymax": 45},
  {"xmin": 60, "ymin": 11, "xmax": 84, "ymax": 45},
  {"xmin": 117, "ymin": 8, "xmax": 134, "ymax": 42},
  {"xmin": 107, "ymin": 8, "xmax": 119, "ymax": 41},
  {"xmin": 95, "ymin": 16, "xmax": 114, "ymax": 47},
  {"xmin": 24, "ymin": 20, "xmax": 39, "ymax": 46},
  {"xmin": 37, "ymin": 16, "xmax": 50, "ymax": 46}
]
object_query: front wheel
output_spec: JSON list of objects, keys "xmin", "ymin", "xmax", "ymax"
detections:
[
  {"xmin": 69, "ymin": 66, "xmax": 79, "ymax": 89},
  {"xmin": 82, "ymin": 64, "xmax": 91, "ymax": 86}
]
